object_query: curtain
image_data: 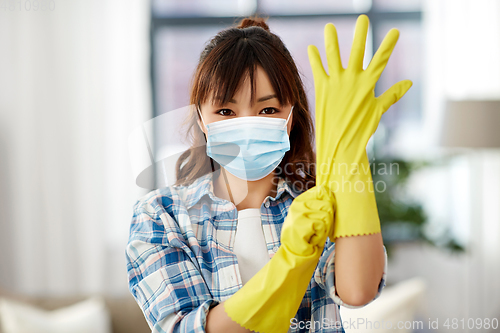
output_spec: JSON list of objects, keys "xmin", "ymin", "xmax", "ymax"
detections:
[{"xmin": 0, "ymin": 0, "xmax": 150, "ymax": 296}]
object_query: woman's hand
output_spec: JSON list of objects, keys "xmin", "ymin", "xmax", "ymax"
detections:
[
  {"xmin": 308, "ymin": 14, "xmax": 412, "ymax": 184},
  {"xmin": 281, "ymin": 184, "xmax": 336, "ymax": 250},
  {"xmin": 222, "ymin": 185, "xmax": 335, "ymax": 333},
  {"xmin": 307, "ymin": 15, "xmax": 412, "ymax": 239}
]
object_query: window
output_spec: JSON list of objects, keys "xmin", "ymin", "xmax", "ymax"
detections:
[{"xmin": 150, "ymin": 0, "xmax": 422, "ymax": 177}]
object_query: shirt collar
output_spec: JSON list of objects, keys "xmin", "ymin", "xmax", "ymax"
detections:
[
  {"xmin": 274, "ymin": 177, "xmax": 300, "ymax": 200},
  {"xmin": 179, "ymin": 172, "xmax": 301, "ymax": 209}
]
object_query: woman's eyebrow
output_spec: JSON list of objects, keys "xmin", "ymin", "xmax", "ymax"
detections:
[
  {"xmin": 228, "ymin": 94, "xmax": 277, "ymax": 104},
  {"xmin": 257, "ymin": 94, "xmax": 277, "ymax": 102}
]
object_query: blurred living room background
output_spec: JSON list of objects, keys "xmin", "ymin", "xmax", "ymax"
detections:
[{"xmin": 1, "ymin": 0, "xmax": 499, "ymax": 332}]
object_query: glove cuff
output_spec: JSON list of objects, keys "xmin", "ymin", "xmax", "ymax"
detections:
[
  {"xmin": 224, "ymin": 245, "xmax": 322, "ymax": 333},
  {"xmin": 332, "ymin": 189, "xmax": 381, "ymax": 239}
]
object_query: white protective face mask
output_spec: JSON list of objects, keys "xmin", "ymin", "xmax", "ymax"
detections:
[{"xmin": 199, "ymin": 106, "xmax": 293, "ymax": 181}]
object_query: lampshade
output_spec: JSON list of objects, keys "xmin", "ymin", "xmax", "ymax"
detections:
[{"xmin": 440, "ymin": 100, "xmax": 500, "ymax": 148}]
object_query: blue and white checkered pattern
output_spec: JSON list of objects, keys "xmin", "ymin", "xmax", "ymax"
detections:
[{"xmin": 126, "ymin": 172, "xmax": 387, "ymax": 333}]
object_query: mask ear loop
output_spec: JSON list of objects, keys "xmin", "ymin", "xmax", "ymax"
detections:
[
  {"xmin": 198, "ymin": 105, "xmax": 235, "ymax": 201},
  {"xmin": 197, "ymin": 107, "xmax": 208, "ymax": 131},
  {"xmin": 283, "ymin": 105, "xmax": 294, "ymax": 129},
  {"xmin": 197, "ymin": 106, "xmax": 218, "ymax": 176}
]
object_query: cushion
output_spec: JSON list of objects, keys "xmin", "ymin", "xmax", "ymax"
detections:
[{"xmin": 0, "ymin": 296, "xmax": 112, "ymax": 333}]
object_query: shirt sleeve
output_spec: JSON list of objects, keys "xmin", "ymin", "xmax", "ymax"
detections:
[
  {"xmin": 126, "ymin": 199, "xmax": 218, "ymax": 333},
  {"xmin": 314, "ymin": 240, "xmax": 388, "ymax": 309}
]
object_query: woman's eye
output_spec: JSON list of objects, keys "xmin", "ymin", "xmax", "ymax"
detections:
[
  {"xmin": 216, "ymin": 109, "xmax": 234, "ymax": 116},
  {"xmin": 260, "ymin": 107, "xmax": 278, "ymax": 115}
]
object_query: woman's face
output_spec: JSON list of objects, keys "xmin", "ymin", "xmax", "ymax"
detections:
[{"xmin": 199, "ymin": 65, "xmax": 293, "ymax": 135}]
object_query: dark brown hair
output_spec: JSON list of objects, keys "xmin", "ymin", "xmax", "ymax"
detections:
[{"xmin": 175, "ymin": 17, "xmax": 316, "ymax": 191}]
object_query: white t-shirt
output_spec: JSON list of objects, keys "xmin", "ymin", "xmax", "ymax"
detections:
[{"xmin": 233, "ymin": 208, "xmax": 270, "ymax": 285}]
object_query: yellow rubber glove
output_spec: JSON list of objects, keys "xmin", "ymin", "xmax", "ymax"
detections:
[
  {"xmin": 224, "ymin": 185, "xmax": 335, "ymax": 333},
  {"xmin": 307, "ymin": 15, "xmax": 412, "ymax": 239}
]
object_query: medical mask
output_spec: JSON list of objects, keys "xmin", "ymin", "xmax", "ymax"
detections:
[{"xmin": 199, "ymin": 106, "xmax": 293, "ymax": 181}]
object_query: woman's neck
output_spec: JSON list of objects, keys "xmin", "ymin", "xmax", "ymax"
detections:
[{"xmin": 214, "ymin": 168, "xmax": 278, "ymax": 210}]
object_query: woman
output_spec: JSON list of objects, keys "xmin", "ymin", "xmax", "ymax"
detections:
[{"xmin": 127, "ymin": 15, "xmax": 411, "ymax": 333}]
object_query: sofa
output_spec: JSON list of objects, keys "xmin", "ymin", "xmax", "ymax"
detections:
[{"xmin": 0, "ymin": 290, "xmax": 150, "ymax": 333}]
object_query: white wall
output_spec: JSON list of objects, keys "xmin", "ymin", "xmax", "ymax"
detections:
[{"xmin": 390, "ymin": 1, "xmax": 500, "ymax": 330}]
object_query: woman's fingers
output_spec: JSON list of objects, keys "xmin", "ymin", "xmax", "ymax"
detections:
[
  {"xmin": 302, "ymin": 185, "xmax": 336, "ymax": 244},
  {"xmin": 368, "ymin": 28, "xmax": 400, "ymax": 82},
  {"xmin": 324, "ymin": 23, "xmax": 343, "ymax": 75},
  {"xmin": 348, "ymin": 14, "xmax": 370, "ymax": 72},
  {"xmin": 307, "ymin": 44, "xmax": 327, "ymax": 80},
  {"xmin": 378, "ymin": 79, "xmax": 413, "ymax": 113}
]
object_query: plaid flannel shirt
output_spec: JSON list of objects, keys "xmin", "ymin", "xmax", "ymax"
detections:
[{"xmin": 126, "ymin": 172, "xmax": 387, "ymax": 333}]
